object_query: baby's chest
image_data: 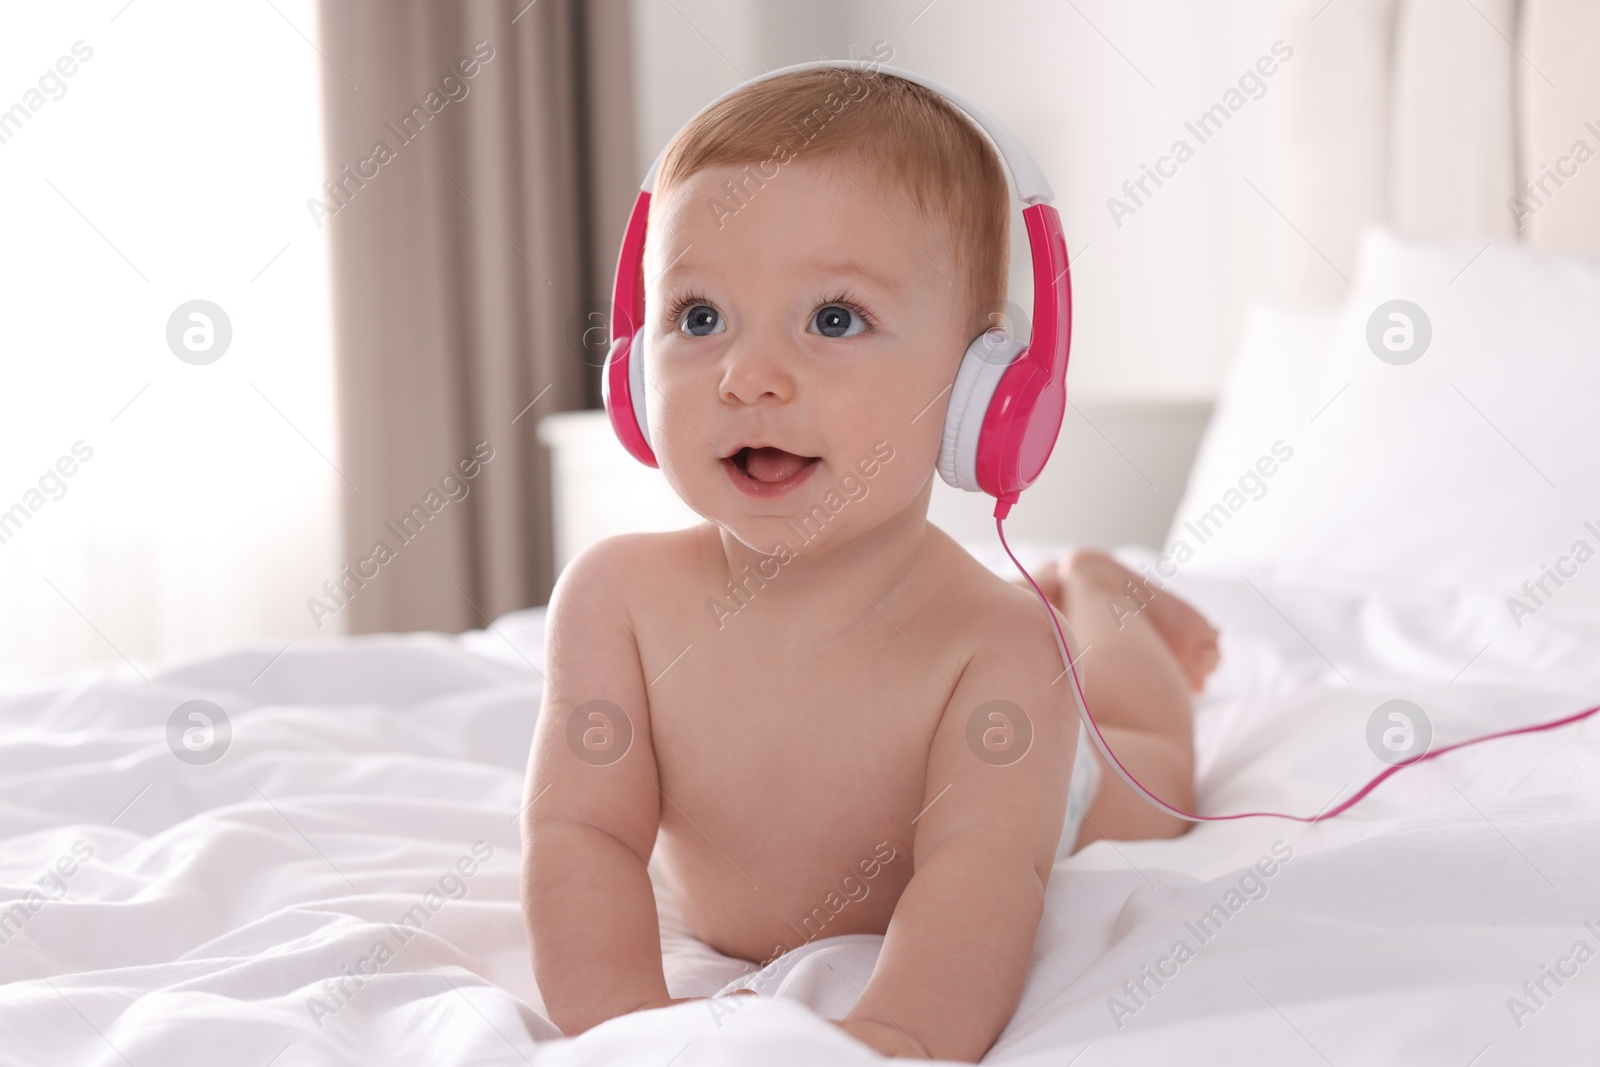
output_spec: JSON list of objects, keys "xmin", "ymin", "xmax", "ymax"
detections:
[{"xmin": 646, "ymin": 639, "xmax": 955, "ymax": 820}]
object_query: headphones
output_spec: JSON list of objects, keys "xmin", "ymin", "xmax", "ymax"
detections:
[{"xmin": 601, "ymin": 60, "xmax": 1073, "ymax": 515}]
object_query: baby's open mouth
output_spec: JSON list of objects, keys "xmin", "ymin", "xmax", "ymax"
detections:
[{"xmin": 726, "ymin": 445, "xmax": 821, "ymax": 485}]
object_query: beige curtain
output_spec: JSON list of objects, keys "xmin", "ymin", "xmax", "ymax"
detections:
[{"xmin": 315, "ymin": 0, "xmax": 637, "ymax": 634}]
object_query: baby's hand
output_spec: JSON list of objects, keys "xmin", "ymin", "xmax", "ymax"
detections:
[{"xmin": 831, "ymin": 1017, "xmax": 931, "ymax": 1059}]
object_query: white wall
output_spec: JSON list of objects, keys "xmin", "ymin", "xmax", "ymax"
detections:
[{"xmin": 628, "ymin": 0, "xmax": 1298, "ymax": 399}]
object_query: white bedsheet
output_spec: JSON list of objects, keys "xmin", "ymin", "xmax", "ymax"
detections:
[{"xmin": 3, "ymin": 552, "xmax": 1598, "ymax": 1065}]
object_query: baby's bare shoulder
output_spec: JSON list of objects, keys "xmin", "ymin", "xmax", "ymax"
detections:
[
  {"xmin": 924, "ymin": 529, "xmax": 1065, "ymax": 666},
  {"xmin": 560, "ymin": 524, "xmax": 710, "ymax": 585},
  {"xmin": 553, "ymin": 525, "xmax": 713, "ymax": 602}
]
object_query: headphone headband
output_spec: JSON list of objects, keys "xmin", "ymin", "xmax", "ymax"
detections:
[{"xmin": 638, "ymin": 60, "xmax": 1056, "ymax": 206}]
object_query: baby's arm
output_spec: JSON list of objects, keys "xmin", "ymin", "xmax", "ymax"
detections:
[
  {"xmin": 520, "ymin": 537, "xmax": 671, "ymax": 1034},
  {"xmin": 838, "ymin": 603, "xmax": 1078, "ymax": 1061}
]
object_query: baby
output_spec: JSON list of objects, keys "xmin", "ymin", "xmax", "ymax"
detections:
[{"xmin": 521, "ymin": 67, "xmax": 1219, "ymax": 1061}]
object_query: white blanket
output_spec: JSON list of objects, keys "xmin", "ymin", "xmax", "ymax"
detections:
[{"xmin": 3, "ymin": 553, "xmax": 1598, "ymax": 1065}]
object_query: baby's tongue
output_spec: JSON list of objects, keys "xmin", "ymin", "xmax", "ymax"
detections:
[{"xmin": 743, "ymin": 446, "xmax": 811, "ymax": 483}]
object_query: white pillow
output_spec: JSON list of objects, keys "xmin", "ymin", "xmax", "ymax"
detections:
[
  {"xmin": 1177, "ymin": 226, "xmax": 1600, "ymax": 597},
  {"xmin": 1162, "ymin": 300, "xmax": 1338, "ymax": 563}
]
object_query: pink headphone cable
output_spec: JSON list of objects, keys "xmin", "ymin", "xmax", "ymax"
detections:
[{"xmin": 993, "ymin": 508, "xmax": 1600, "ymax": 824}]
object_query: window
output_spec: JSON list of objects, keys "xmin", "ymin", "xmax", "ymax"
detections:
[{"xmin": 0, "ymin": 0, "xmax": 342, "ymax": 673}]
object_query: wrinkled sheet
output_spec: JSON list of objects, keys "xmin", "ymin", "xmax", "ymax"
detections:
[{"xmin": 3, "ymin": 550, "xmax": 1598, "ymax": 1065}]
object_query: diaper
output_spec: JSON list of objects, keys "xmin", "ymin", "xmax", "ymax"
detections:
[{"xmin": 1055, "ymin": 722, "xmax": 1102, "ymax": 861}]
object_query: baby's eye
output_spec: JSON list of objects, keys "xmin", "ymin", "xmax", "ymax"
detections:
[
  {"xmin": 811, "ymin": 304, "xmax": 867, "ymax": 339},
  {"xmin": 679, "ymin": 305, "xmax": 724, "ymax": 337}
]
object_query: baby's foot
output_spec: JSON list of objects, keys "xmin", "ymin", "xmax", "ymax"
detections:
[
  {"xmin": 1012, "ymin": 556, "xmax": 1064, "ymax": 606},
  {"xmin": 1059, "ymin": 548, "xmax": 1221, "ymax": 693}
]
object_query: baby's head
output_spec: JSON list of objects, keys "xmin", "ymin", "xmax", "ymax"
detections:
[{"xmin": 641, "ymin": 66, "xmax": 1011, "ymax": 555}]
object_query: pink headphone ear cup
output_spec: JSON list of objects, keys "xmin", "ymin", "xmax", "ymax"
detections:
[
  {"xmin": 602, "ymin": 328, "xmax": 658, "ymax": 467},
  {"xmin": 937, "ymin": 328, "xmax": 1026, "ymax": 492},
  {"xmin": 630, "ymin": 329, "xmax": 652, "ymax": 452},
  {"xmin": 603, "ymin": 186, "xmax": 656, "ymax": 466}
]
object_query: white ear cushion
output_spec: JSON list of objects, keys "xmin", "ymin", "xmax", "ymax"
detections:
[
  {"xmin": 629, "ymin": 328, "xmax": 652, "ymax": 452},
  {"xmin": 937, "ymin": 330, "xmax": 1027, "ymax": 492}
]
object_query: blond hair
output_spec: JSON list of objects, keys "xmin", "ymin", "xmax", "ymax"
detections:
[{"xmin": 652, "ymin": 67, "xmax": 1009, "ymax": 325}]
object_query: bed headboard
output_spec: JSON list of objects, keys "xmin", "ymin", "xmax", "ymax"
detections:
[{"xmin": 1274, "ymin": 0, "xmax": 1600, "ymax": 307}]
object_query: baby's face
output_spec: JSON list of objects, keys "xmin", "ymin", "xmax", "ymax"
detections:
[{"xmin": 643, "ymin": 157, "xmax": 970, "ymax": 555}]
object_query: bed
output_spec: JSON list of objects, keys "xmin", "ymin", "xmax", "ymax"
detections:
[
  {"xmin": 5, "ymin": 548, "xmax": 1597, "ymax": 1065},
  {"xmin": 6, "ymin": 0, "xmax": 1600, "ymax": 1062}
]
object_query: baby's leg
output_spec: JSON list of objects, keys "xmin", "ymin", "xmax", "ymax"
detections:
[{"xmin": 1045, "ymin": 549, "xmax": 1213, "ymax": 845}]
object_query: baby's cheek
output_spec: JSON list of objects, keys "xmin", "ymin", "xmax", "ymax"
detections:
[
  {"xmin": 652, "ymin": 439, "xmax": 729, "ymax": 528},
  {"xmin": 649, "ymin": 389, "xmax": 720, "ymax": 484},
  {"xmin": 851, "ymin": 436, "xmax": 934, "ymax": 503}
]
